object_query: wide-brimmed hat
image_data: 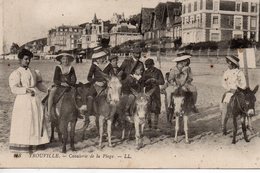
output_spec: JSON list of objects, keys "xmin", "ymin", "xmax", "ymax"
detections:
[
  {"xmin": 18, "ymin": 49, "xmax": 33, "ymax": 59},
  {"xmin": 226, "ymin": 55, "xmax": 239, "ymax": 67},
  {"xmin": 172, "ymin": 55, "xmax": 191, "ymax": 62},
  {"xmin": 92, "ymin": 46, "xmax": 108, "ymax": 59},
  {"xmin": 55, "ymin": 53, "xmax": 74, "ymax": 62},
  {"xmin": 177, "ymin": 51, "xmax": 191, "ymax": 57}
]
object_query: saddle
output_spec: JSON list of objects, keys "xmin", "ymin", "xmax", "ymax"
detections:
[{"xmin": 42, "ymin": 86, "xmax": 71, "ymax": 105}]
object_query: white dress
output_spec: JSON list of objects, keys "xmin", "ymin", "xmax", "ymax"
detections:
[{"xmin": 9, "ymin": 67, "xmax": 49, "ymax": 145}]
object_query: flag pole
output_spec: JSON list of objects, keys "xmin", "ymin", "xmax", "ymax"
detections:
[{"xmin": 242, "ymin": 49, "xmax": 249, "ymax": 88}]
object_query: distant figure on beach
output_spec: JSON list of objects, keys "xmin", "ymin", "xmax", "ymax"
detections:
[{"xmin": 8, "ymin": 49, "xmax": 49, "ymax": 152}]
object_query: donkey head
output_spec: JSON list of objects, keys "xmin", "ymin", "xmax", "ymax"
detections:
[
  {"xmin": 240, "ymin": 85, "xmax": 259, "ymax": 117},
  {"xmin": 131, "ymin": 88, "xmax": 155, "ymax": 123},
  {"xmin": 75, "ymin": 82, "xmax": 91, "ymax": 114}
]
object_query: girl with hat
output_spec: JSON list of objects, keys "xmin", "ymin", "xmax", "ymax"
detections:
[
  {"xmin": 85, "ymin": 47, "xmax": 115, "ymax": 130},
  {"xmin": 221, "ymin": 55, "xmax": 247, "ymax": 128},
  {"xmin": 9, "ymin": 49, "xmax": 49, "ymax": 152},
  {"xmin": 47, "ymin": 53, "xmax": 82, "ymax": 119},
  {"xmin": 165, "ymin": 54, "xmax": 198, "ymax": 113}
]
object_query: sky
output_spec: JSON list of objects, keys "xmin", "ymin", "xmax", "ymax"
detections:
[{"xmin": 1, "ymin": 0, "xmax": 174, "ymax": 54}]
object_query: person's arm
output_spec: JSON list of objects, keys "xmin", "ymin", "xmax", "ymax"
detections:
[
  {"xmin": 156, "ymin": 69, "xmax": 165, "ymax": 85},
  {"xmin": 186, "ymin": 67, "xmax": 193, "ymax": 83},
  {"xmin": 35, "ymin": 70, "xmax": 47, "ymax": 93},
  {"xmin": 168, "ymin": 69, "xmax": 176, "ymax": 85},
  {"xmin": 67, "ymin": 67, "xmax": 77, "ymax": 86},
  {"xmin": 237, "ymin": 70, "xmax": 247, "ymax": 90},
  {"xmin": 9, "ymin": 70, "xmax": 27, "ymax": 95},
  {"xmin": 53, "ymin": 66, "xmax": 62, "ymax": 86},
  {"xmin": 87, "ymin": 64, "xmax": 95, "ymax": 83}
]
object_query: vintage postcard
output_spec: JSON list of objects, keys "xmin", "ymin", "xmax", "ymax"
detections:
[{"xmin": 0, "ymin": 0, "xmax": 260, "ymax": 168}]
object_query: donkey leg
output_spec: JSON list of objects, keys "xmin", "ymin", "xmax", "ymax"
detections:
[
  {"xmin": 241, "ymin": 117, "xmax": 250, "ymax": 143},
  {"xmin": 140, "ymin": 123, "xmax": 145, "ymax": 147},
  {"xmin": 70, "ymin": 121, "xmax": 77, "ymax": 151},
  {"xmin": 134, "ymin": 118, "xmax": 141, "ymax": 149},
  {"xmin": 232, "ymin": 117, "xmax": 238, "ymax": 144},
  {"xmin": 60, "ymin": 121, "xmax": 68, "ymax": 153},
  {"xmin": 98, "ymin": 116, "xmax": 104, "ymax": 149},
  {"xmin": 247, "ymin": 117, "xmax": 256, "ymax": 135},
  {"xmin": 184, "ymin": 115, "xmax": 189, "ymax": 144},
  {"xmin": 221, "ymin": 103, "xmax": 228, "ymax": 135},
  {"xmin": 107, "ymin": 119, "xmax": 113, "ymax": 147},
  {"xmin": 50, "ymin": 122, "xmax": 55, "ymax": 142},
  {"xmin": 174, "ymin": 116, "xmax": 179, "ymax": 143}
]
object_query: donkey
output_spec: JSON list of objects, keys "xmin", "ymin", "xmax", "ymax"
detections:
[
  {"xmin": 94, "ymin": 75, "xmax": 122, "ymax": 149},
  {"xmin": 222, "ymin": 85, "xmax": 258, "ymax": 144},
  {"xmin": 171, "ymin": 87, "xmax": 194, "ymax": 144},
  {"xmin": 121, "ymin": 88, "xmax": 155, "ymax": 149},
  {"xmin": 45, "ymin": 83, "xmax": 90, "ymax": 153}
]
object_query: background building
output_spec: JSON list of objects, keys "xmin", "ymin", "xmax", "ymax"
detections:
[
  {"xmin": 181, "ymin": 0, "xmax": 259, "ymax": 44},
  {"xmin": 47, "ymin": 25, "xmax": 82, "ymax": 52},
  {"xmin": 109, "ymin": 22, "xmax": 142, "ymax": 47}
]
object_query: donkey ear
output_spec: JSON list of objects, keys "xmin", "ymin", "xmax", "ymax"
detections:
[
  {"xmin": 253, "ymin": 85, "xmax": 259, "ymax": 94},
  {"xmin": 130, "ymin": 88, "xmax": 139, "ymax": 97},
  {"xmin": 145, "ymin": 87, "xmax": 156, "ymax": 97}
]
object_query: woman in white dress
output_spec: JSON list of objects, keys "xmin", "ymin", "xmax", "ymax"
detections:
[{"xmin": 9, "ymin": 49, "xmax": 49, "ymax": 152}]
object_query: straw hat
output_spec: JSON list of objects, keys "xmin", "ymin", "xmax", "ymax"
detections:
[
  {"xmin": 226, "ymin": 55, "xmax": 239, "ymax": 67},
  {"xmin": 55, "ymin": 53, "xmax": 74, "ymax": 62},
  {"xmin": 92, "ymin": 46, "xmax": 108, "ymax": 59},
  {"xmin": 172, "ymin": 55, "xmax": 191, "ymax": 62}
]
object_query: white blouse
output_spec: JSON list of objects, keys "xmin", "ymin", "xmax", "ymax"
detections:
[{"xmin": 222, "ymin": 68, "xmax": 247, "ymax": 91}]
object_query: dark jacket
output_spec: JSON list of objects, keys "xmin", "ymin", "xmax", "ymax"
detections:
[
  {"xmin": 118, "ymin": 57, "xmax": 144, "ymax": 80},
  {"xmin": 53, "ymin": 66, "xmax": 77, "ymax": 86},
  {"xmin": 87, "ymin": 63, "xmax": 115, "ymax": 83},
  {"xmin": 141, "ymin": 66, "xmax": 165, "ymax": 114},
  {"xmin": 122, "ymin": 75, "xmax": 143, "ymax": 95}
]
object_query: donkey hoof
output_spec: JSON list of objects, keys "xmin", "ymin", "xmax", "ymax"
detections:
[
  {"xmin": 174, "ymin": 139, "xmax": 178, "ymax": 143},
  {"xmin": 61, "ymin": 148, "xmax": 67, "ymax": 153},
  {"xmin": 245, "ymin": 139, "xmax": 250, "ymax": 143},
  {"xmin": 108, "ymin": 144, "xmax": 114, "ymax": 148},
  {"xmin": 71, "ymin": 147, "xmax": 76, "ymax": 151},
  {"xmin": 136, "ymin": 145, "xmax": 142, "ymax": 150},
  {"xmin": 185, "ymin": 140, "xmax": 190, "ymax": 144},
  {"xmin": 232, "ymin": 141, "xmax": 236, "ymax": 144}
]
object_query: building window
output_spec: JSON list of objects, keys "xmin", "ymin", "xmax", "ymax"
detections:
[
  {"xmin": 188, "ymin": 3, "xmax": 191, "ymax": 13},
  {"xmin": 213, "ymin": 16, "xmax": 218, "ymax": 24},
  {"xmin": 251, "ymin": 3, "xmax": 257, "ymax": 13},
  {"xmin": 250, "ymin": 32, "xmax": 256, "ymax": 40},
  {"xmin": 206, "ymin": 0, "xmax": 213, "ymax": 10},
  {"xmin": 65, "ymin": 28, "xmax": 68, "ymax": 32},
  {"xmin": 211, "ymin": 33, "xmax": 220, "ymax": 41},
  {"xmin": 200, "ymin": 0, "xmax": 203, "ymax": 10},
  {"xmin": 183, "ymin": 5, "xmax": 186, "ymax": 14},
  {"xmin": 69, "ymin": 28, "xmax": 72, "ymax": 32},
  {"xmin": 242, "ymin": 2, "xmax": 248, "ymax": 12},
  {"xmin": 194, "ymin": 1, "xmax": 197, "ymax": 11},
  {"xmin": 60, "ymin": 28, "xmax": 63, "ymax": 32},
  {"xmin": 236, "ymin": 3, "xmax": 241, "ymax": 12},
  {"xmin": 251, "ymin": 18, "xmax": 256, "ymax": 28},
  {"xmin": 234, "ymin": 17, "xmax": 242, "ymax": 30},
  {"xmin": 220, "ymin": 0, "xmax": 236, "ymax": 11}
]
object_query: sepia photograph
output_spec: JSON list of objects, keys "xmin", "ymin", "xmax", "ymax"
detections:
[{"xmin": 0, "ymin": 0, "xmax": 260, "ymax": 168}]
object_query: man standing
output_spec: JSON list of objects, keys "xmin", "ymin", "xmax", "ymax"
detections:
[
  {"xmin": 142, "ymin": 59, "xmax": 165, "ymax": 130},
  {"xmin": 118, "ymin": 47, "xmax": 144, "ymax": 80}
]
